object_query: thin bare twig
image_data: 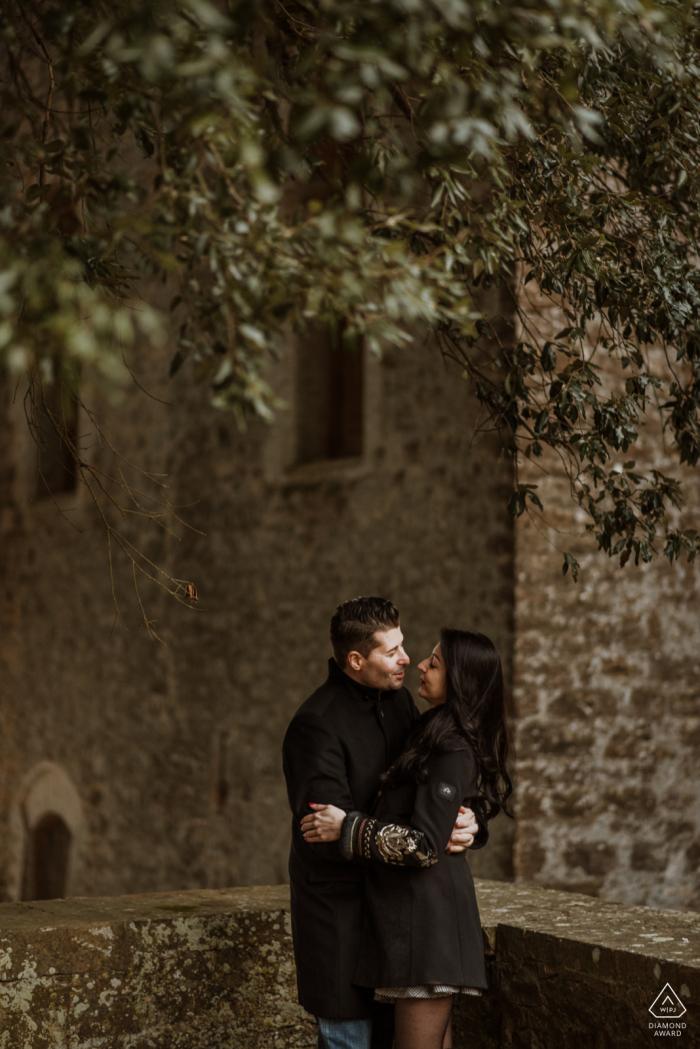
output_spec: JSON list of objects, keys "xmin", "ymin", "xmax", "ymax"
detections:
[
  {"xmin": 25, "ymin": 372, "xmax": 203, "ymax": 639},
  {"xmin": 24, "ymin": 19, "xmax": 55, "ymax": 185},
  {"xmin": 274, "ymin": 0, "xmax": 317, "ymax": 36}
]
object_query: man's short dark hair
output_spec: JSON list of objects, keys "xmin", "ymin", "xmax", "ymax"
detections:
[{"xmin": 330, "ymin": 597, "xmax": 400, "ymax": 668}]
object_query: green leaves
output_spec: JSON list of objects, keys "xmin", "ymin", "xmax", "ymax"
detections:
[
  {"xmin": 540, "ymin": 344, "xmax": 557, "ymax": 372},
  {"xmin": 562, "ymin": 553, "xmax": 580, "ymax": 581},
  {"xmin": 508, "ymin": 491, "xmax": 526, "ymax": 518},
  {"xmin": 1, "ymin": 0, "xmax": 700, "ymax": 578},
  {"xmin": 26, "ymin": 184, "xmax": 51, "ymax": 202},
  {"xmin": 508, "ymin": 485, "xmax": 543, "ymax": 518}
]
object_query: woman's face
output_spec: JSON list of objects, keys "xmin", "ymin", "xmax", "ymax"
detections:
[{"xmin": 417, "ymin": 643, "xmax": 447, "ymax": 707}]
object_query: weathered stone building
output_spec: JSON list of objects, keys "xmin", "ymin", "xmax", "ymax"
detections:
[
  {"xmin": 513, "ymin": 290, "xmax": 700, "ymax": 912},
  {"xmin": 0, "ymin": 311, "xmax": 515, "ymax": 902},
  {"xmin": 0, "ymin": 279, "xmax": 698, "ymax": 913}
]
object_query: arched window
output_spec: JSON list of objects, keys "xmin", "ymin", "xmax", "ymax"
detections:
[
  {"xmin": 22, "ymin": 812, "xmax": 72, "ymax": 901},
  {"xmin": 8, "ymin": 763, "xmax": 85, "ymax": 902}
]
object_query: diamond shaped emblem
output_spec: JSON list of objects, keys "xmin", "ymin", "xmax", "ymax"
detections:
[{"xmin": 649, "ymin": 984, "xmax": 686, "ymax": 1020}]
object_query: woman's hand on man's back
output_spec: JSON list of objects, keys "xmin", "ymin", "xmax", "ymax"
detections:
[
  {"xmin": 301, "ymin": 803, "xmax": 347, "ymax": 842},
  {"xmin": 447, "ymin": 806, "xmax": 477, "ymax": 853}
]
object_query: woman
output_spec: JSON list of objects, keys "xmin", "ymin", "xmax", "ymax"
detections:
[{"xmin": 302, "ymin": 629, "xmax": 512, "ymax": 1049}]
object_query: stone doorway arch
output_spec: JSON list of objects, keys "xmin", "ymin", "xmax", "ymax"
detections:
[{"xmin": 7, "ymin": 762, "xmax": 86, "ymax": 901}]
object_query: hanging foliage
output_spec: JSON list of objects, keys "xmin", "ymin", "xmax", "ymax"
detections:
[{"xmin": 1, "ymin": 0, "xmax": 700, "ymax": 586}]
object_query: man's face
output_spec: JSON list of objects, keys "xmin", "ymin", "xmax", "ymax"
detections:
[{"xmin": 347, "ymin": 627, "xmax": 410, "ymax": 691}]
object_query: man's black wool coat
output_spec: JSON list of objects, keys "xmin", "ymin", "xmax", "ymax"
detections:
[{"xmin": 282, "ymin": 658, "xmax": 420, "ymax": 1019}]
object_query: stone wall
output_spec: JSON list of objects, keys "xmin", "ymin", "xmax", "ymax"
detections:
[
  {"xmin": 4, "ymin": 255, "xmax": 700, "ymax": 913},
  {"xmin": 0, "ymin": 313, "xmax": 515, "ymax": 901},
  {"xmin": 513, "ymin": 288, "xmax": 700, "ymax": 911},
  {"xmin": 1, "ymin": 879, "xmax": 698, "ymax": 1048}
]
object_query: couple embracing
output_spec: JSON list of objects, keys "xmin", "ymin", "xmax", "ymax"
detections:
[{"xmin": 283, "ymin": 597, "xmax": 512, "ymax": 1049}]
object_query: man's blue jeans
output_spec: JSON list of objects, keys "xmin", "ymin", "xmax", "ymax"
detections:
[{"xmin": 317, "ymin": 1017, "xmax": 372, "ymax": 1049}]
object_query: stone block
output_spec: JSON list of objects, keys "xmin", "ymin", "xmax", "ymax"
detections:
[
  {"xmin": 631, "ymin": 842, "xmax": 669, "ymax": 874},
  {"xmin": 1, "ymin": 865, "xmax": 700, "ymax": 1048},
  {"xmin": 564, "ymin": 843, "xmax": 617, "ymax": 878},
  {"xmin": 0, "ymin": 886, "xmax": 317, "ymax": 1049}
]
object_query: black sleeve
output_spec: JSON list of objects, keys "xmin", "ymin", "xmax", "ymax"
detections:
[
  {"xmin": 282, "ymin": 711, "xmax": 354, "ymax": 863},
  {"xmin": 339, "ymin": 750, "xmax": 477, "ymax": 868}
]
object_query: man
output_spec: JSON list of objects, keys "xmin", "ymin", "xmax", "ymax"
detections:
[{"xmin": 282, "ymin": 597, "xmax": 485, "ymax": 1049}]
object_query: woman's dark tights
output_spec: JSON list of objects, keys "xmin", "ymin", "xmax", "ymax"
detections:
[{"xmin": 394, "ymin": 996, "xmax": 454, "ymax": 1049}]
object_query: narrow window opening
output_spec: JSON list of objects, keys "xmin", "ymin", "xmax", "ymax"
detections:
[
  {"xmin": 22, "ymin": 813, "xmax": 72, "ymax": 901},
  {"xmin": 215, "ymin": 730, "xmax": 230, "ymax": 810},
  {"xmin": 34, "ymin": 368, "xmax": 79, "ymax": 498},
  {"xmin": 296, "ymin": 324, "xmax": 364, "ymax": 464}
]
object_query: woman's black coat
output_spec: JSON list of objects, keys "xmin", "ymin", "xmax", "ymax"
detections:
[
  {"xmin": 282, "ymin": 659, "xmax": 420, "ymax": 1019},
  {"xmin": 341, "ymin": 747, "xmax": 487, "ymax": 992}
]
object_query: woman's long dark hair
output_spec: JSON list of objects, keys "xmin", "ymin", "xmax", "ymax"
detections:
[{"xmin": 386, "ymin": 629, "xmax": 513, "ymax": 820}]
